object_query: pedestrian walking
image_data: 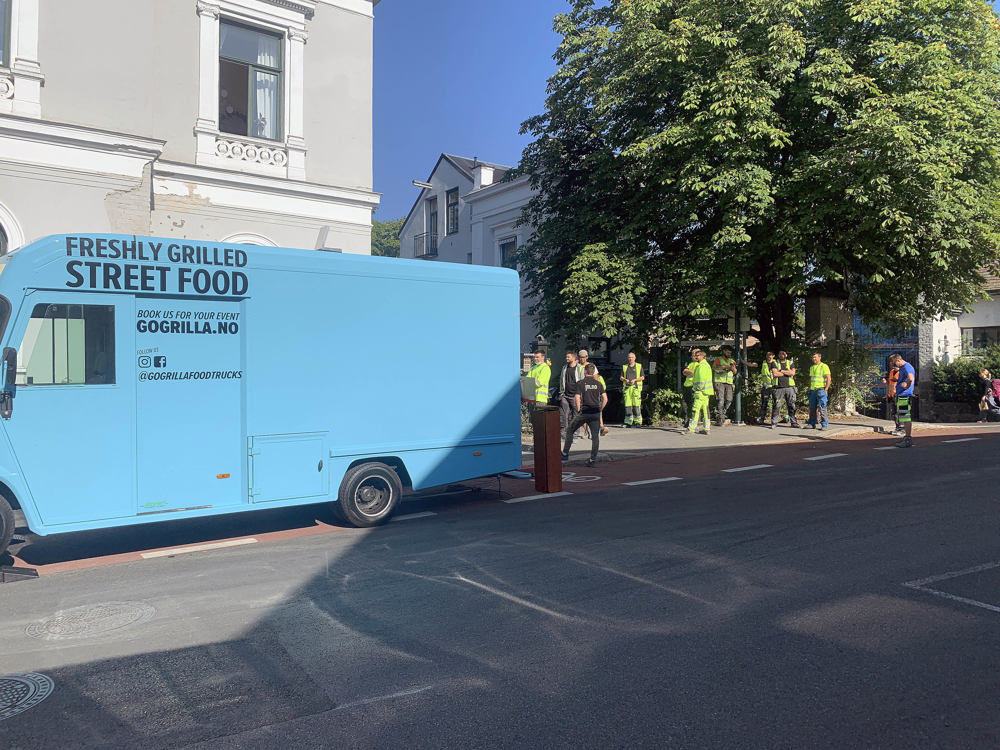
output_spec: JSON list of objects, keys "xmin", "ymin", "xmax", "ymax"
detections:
[
  {"xmin": 977, "ymin": 368, "xmax": 992, "ymax": 423},
  {"xmin": 682, "ymin": 349, "xmax": 714, "ymax": 434},
  {"xmin": 562, "ymin": 363, "xmax": 607, "ymax": 467},
  {"xmin": 882, "ymin": 359, "xmax": 902, "ymax": 435},
  {"xmin": 621, "ymin": 351, "xmax": 645, "ymax": 427},
  {"xmin": 806, "ymin": 351, "xmax": 831, "ymax": 430},
  {"xmin": 890, "ymin": 353, "xmax": 915, "ymax": 447},
  {"xmin": 558, "ymin": 350, "xmax": 583, "ymax": 435},
  {"xmin": 770, "ymin": 350, "xmax": 800, "ymax": 428},
  {"xmin": 527, "ymin": 350, "xmax": 551, "ymax": 412},
  {"xmin": 712, "ymin": 345, "xmax": 737, "ymax": 425}
]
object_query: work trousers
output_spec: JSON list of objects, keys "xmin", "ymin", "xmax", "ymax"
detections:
[
  {"xmin": 896, "ymin": 396, "xmax": 912, "ymax": 424},
  {"xmin": 759, "ymin": 386, "xmax": 775, "ymax": 424},
  {"xmin": 714, "ymin": 383, "xmax": 734, "ymax": 424},
  {"xmin": 682, "ymin": 386, "xmax": 693, "ymax": 428},
  {"xmin": 808, "ymin": 388, "xmax": 828, "ymax": 427},
  {"xmin": 564, "ymin": 411, "xmax": 601, "ymax": 461},
  {"xmin": 886, "ymin": 397, "xmax": 901, "ymax": 429},
  {"xmin": 689, "ymin": 390, "xmax": 712, "ymax": 432},
  {"xmin": 623, "ymin": 385, "xmax": 642, "ymax": 425},
  {"xmin": 559, "ymin": 395, "xmax": 578, "ymax": 432},
  {"xmin": 772, "ymin": 387, "xmax": 799, "ymax": 425}
]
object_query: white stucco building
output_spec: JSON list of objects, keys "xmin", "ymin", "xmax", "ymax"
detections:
[
  {"xmin": 0, "ymin": 0, "xmax": 379, "ymax": 254},
  {"xmin": 398, "ymin": 153, "xmax": 541, "ymax": 353}
]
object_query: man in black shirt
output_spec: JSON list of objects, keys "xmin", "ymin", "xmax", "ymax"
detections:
[
  {"xmin": 561, "ymin": 363, "xmax": 607, "ymax": 467},
  {"xmin": 558, "ymin": 349, "xmax": 583, "ymax": 436}
]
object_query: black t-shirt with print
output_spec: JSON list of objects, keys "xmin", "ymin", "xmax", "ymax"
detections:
[{"xmin": 577, "ymin": 377, "xmax": 605, "ymax": 413}]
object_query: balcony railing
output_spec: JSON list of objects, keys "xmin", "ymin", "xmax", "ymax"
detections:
[{"xmin": 414, "ymin": 232, "xmax": 438, "ymax": 258}]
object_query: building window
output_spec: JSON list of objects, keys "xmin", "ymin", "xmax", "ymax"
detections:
[
  {"xmin": 219, "ymin": 21, "xmax": 282, "ymax": 141},
  {"xmin": 499, "ymin": 237, "xmax": 517, "ymax": 268},
  {"xmin": 0, "ymin": 0, "xmax": 9, "ymax": 67},
  {"xmin": 446, "ymin": 188, "xmax": 459, "ymax": 235},
  {"xmin": 18, "ymin": 304, "xmax": 116, "ymax": 386},
  {"xmin": 962, "ymin": 327, "xmax": 1000, "ymax": 354}
]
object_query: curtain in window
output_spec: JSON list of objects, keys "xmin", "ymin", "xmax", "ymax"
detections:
[{"xmin": 254, "ymin": 34, "xmax": 279, "ymax": 140}]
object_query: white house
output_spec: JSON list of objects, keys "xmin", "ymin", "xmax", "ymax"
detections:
[
  {"xmin": 0, "ymin": 0, "xmax": 380, "ymax": 255},
  {"xmin": 398, "ymin": 153, "xmax": 542, "ymax": 354}
]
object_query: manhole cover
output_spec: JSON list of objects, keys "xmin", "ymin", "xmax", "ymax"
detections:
[
  {"xmin": 25, "ymin": 601, "xmax": 156, "ymax": 640},
  {"xmin": 0, "ymin": 673, "xmax": 54, "ymax": 721}
]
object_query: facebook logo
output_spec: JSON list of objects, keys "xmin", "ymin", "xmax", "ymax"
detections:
[{"xmin": 153, "ymin": 356, "xmax": 167, "ymax": 368}]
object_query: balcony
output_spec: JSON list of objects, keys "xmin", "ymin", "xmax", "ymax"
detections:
[{"xmin": 414, "ymin": 232, "xmax": 438, "ymax": 258}]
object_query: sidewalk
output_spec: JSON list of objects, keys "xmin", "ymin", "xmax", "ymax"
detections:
[{"xmin": 527, "ymin": 416, "xmax": 975, "ymax": 466}]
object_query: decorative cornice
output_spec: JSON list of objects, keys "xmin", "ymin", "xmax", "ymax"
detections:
[{"xmin": 196, "ymin": 0, "xmax": 220, "ymax": 18}]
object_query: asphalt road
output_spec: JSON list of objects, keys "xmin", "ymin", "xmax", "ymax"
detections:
[{"xmin": 2, "ymin": 435, "xmax": 999, "ymax": 749}]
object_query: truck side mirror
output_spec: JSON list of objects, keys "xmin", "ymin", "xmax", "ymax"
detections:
[{"xmin": 1, "ymin": 347, "xmax": 16, "ymax": 419}]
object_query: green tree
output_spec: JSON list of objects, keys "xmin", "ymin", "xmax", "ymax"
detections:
[
  {"xmin": 371, "ymin": 216, "xmax": 404, "ymax": 257},
  {"xmin": 518, "ymin": 0, "xmax": 1000, "ymax": 351}
]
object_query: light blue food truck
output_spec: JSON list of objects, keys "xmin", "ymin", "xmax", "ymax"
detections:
[{"xmin": 0, "ymin": 234, "xmax": 522, "ymax": 559}]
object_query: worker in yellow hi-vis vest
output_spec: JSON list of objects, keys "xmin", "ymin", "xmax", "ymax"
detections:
[
  {"xmin": 621, "ymin": 351, "xmax": 645, "ymax": 427},
  {"xmin": 527, "ymin": 350, "xmax": 551, "ymax": 412},
  {"xmin": 682, "ymin": 349, "xmax": 714, "ymax": 435},
  {"xmin": 712, "ymin": 344, "xmax": 738, "ymax": 426}
]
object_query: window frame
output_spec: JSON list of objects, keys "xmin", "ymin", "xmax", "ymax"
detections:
[
  {"xmin": 446, "ymin": 188, "xmax": 459, "ymax": 235},
  {"xmin": 499, "ymin": 236, "xmax": 517, "ymax": 268},
  {"xmin": 17, "ymin": 303, "xmax": 116, "ymax": 387},
  {"xmin": 218, "ymin": 19, "xmax": 284, "ymax": 142},
  {"xmin": 0, "ymin": 0, "xmax": 10, "ymax": 68}
]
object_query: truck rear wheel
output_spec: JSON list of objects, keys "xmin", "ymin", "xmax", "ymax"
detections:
[
  {"xmin": 0, "ymin": 494, "xmax": 14, "ymax": 560},
  {"xmin": 336, "ymin": 462, "xmax": 402, "ymax": 527}
]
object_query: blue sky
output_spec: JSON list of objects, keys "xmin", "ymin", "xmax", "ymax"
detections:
[{"xmin": 372, "ymin": 0, "xmax": 569, "ymax": 220}]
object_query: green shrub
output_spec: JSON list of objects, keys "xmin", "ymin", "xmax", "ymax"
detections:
[
  {"xmin": 645, "ymin": 387, "xmax": 684, "ymax": 424},
  {"xmin": 932, "ymin": 346, "xmax": 1000, "ymax": 404}
]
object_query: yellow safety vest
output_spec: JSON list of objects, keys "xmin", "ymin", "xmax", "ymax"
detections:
[
  {"xmin": 809, "ymin": 362, "xmax": 830, "ymax": 390},
  {"xmin": 692, "ymin": 360, "xmax": 714, "ymax": 395},
  {"xmin": 713, "ymin": 357, "xmax": 735, "ymax": 386},
  {"xmin": 683, "ymin": 360, "xmax": 696, "ymax": 387},
  {"xmin": 622, "ymin": 363, "xmax": 643, "ymax": 392},
  {"xmin": 528, "ymin": 362, "xmax": 551, "ymax": 402}
]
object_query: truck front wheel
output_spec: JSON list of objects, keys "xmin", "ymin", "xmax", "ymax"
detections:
[
  {"xmin": 336, "ymin": 462, "xmax": 402, "ymax": 527},
  {"xmin": 0, "ymin": 494, "xmax": 14, "ymax": 560}
]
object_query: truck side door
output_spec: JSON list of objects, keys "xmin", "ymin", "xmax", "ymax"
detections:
[{"xmin": 5, "ymin": 292, "xmax": 135, "ymax": 527}]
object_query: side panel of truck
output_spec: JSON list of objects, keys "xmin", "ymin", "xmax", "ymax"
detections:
[{"xmin": 0, "ymin": 234, "xmax": 521, "ymax": 538}]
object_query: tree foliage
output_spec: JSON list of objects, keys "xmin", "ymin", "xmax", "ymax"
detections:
[
  {"xmin": 371, "ymin": 216, "xmax": 404, "ymax": 257},
  {"xmin": 518, "ymin": 0, "xmax": 1000, "ymax": 351}
]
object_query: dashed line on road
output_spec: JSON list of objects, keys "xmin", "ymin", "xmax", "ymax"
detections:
[
  {"xmin": 394, "ymin": 512, "xmax": 437, "ymax": 522},
  {"xmin": 335, "ymin": 684, "xmax": 435, "ymax": 710},
  {"xmin": 873, "ymin": 446, "xmax": 898, "ymax": 451},
  {"xmin": 722, "ymin": 464, "xmax": 773, "ymax": 473},
  {"xmin": 140, "ymin": 538, "xmax": 257, "ymax": 559},
  {"xmin": 803, "ymin": 453, "xmax": 848, "ymax": 461},
  {"xmin": 622, "ymin": 477, "xmax": 682, "ymax": 486},
  {"xmin": 942, "ymin": 437, "xmax": 980, "ymax": 444},
  {"xmin": 503, "ymin": 491, "xmax": 573, "ymax": 504}
]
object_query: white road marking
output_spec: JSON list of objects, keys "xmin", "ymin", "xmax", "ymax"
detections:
[
  {"xmin": 455, "ymin": 575, "xmax": 576, "ymax": 620},
  {"xmin": 503, "ymin": 491, "xmax": 572, "ymax": 504},
  {"xmin": 141, "ymin": 538, "xmax": 257, "ymax": 559},
  {"xmin": 335, "ymin": 685, "xmax": 435, "ymax": 710},
  {"xmin": 803, "ymin": 453, "xmax": 848, "ymax": 461},
  {"xmin": 874, "ymin": 446, "xmax": 898, "ymax": 451},
  {"xmin": 942, "ymin": 438, "xmax": 980, "ymax": 444},
  {"xmin": 622, "ymin": 477, "xmax": 682, "ymax": 486},
  {"xmin": 722, "ymin": 464, "xmax": 773, "ymax": 473},
  {"xmin": 903, "ymin": 561, "xmax": 1000, "ymax": 614},
  {"xmin": 394, "ymin": 512, "xmax": 437, "ymax": 521}
]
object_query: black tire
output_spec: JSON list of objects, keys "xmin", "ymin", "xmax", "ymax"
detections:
[
  {"xmin": 0, "ymin": 494, "xmax": 14, "ymax": 560},
  {"xmin": 336, "ymin": 462, "xmax": 402, "ymax": 527}
]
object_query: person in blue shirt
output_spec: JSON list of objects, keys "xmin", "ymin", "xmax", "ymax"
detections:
[{"xmin": 890, "ymin": 354, "xmax": 915, "ymax": 448}]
